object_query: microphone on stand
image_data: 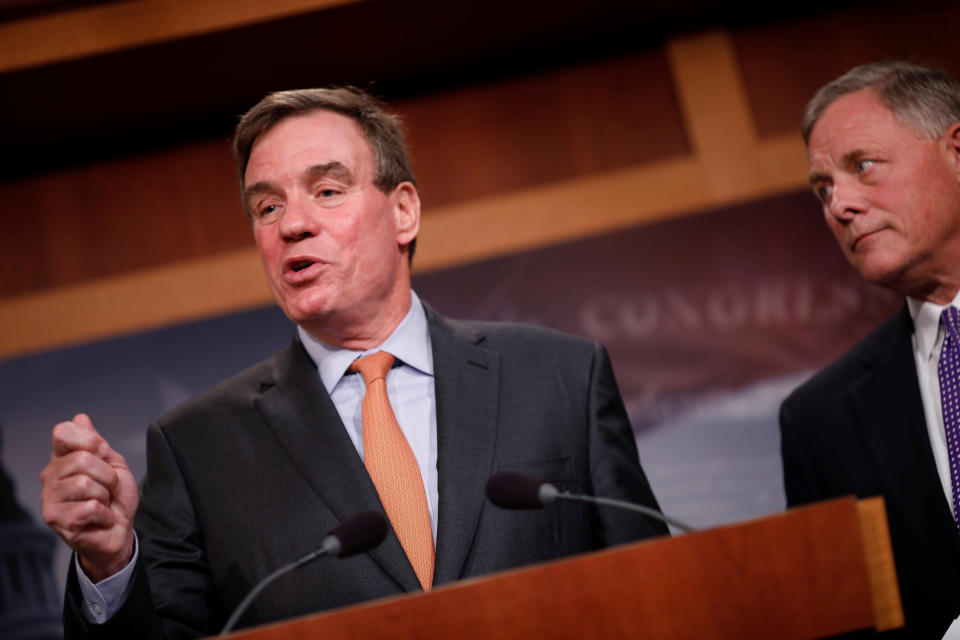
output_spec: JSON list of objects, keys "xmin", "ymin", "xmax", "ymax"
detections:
[
  {"xmin": 219, "ymin": 510, "xmax": 388, "ymax": 636},
  {"xmin": 485, "ymin": 470, "xmax": 696, "ymax": 534}
]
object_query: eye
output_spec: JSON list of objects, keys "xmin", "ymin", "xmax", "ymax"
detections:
[
  {"xmin": 856, "ymin": 159, "xmax": 874, "ymax": 173},
  {"xmin": 814, "ymin": 183, "xmax": 833, "ymax": 203},
  {"xmin": 313, "ymin": 184, "xmax": 349, "ymax": 208},
  {"xmin": 251, "ymin": 201, "xmax": 282, "ymax": 223}
]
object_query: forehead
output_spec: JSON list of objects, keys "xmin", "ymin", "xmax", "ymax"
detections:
[
  {"xmin": 245, "ymin": 110, "xmax": 373, "ymax": 183},
  {"xmin": 808, "ymin": 89, "xmax": 915, "ymax": 164}
]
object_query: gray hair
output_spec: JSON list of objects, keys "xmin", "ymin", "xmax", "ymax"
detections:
[{"xmin": 801, "ymin": 61, "xmax": 960, "ymax": 144}]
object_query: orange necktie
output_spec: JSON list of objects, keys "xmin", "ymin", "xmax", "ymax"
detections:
[{"xmin": 350, "ymin": 351, "xmax": 434, "ymax": 590}]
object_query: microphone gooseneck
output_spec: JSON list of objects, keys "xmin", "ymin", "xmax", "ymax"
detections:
[
  {"xmin": 485, "ymin": 470, "xmax": 696, "ymax": 534},
  {"xmin": 219, "ymin": 510, "xmax": 388, "ymax": 636}
]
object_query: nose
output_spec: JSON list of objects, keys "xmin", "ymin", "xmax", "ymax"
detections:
[
  {"xmin": 826, "ymin": 179, "xmax": 866, "ymax": 221},
  {"xmin": 278, "ymin": 194, "xmax": 319, "ymax": 242}
]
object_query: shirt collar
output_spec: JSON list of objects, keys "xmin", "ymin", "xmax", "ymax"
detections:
[
  {"xmin": 297, "ymin": 290, "xmax": 433, "ymax": 393},
  {"xmin": 908, "ymin": 291, "xmax": 960, "ymax": 361}
]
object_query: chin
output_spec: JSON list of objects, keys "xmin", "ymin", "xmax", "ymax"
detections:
[
  {"xmin": 277, "ymin": 291, "xmax": 337, "ymax": 326},
  {"xmin": 856, "ymin": 257, "xmax": 908, "ymax": 290},
  {"xmin": 287, "ymin": 305, "xmax": 334, "ymax": 327}
]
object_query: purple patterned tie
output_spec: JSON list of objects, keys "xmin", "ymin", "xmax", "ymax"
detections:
[{"xmin": 939, "ymin": 307, "xmax": 960, "ymax": 528}]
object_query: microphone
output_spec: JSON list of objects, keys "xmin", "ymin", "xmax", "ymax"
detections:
[
  {"xmin": 485, "ymin": 470, "xmax": 696, "ymax": 534},
  {"xmin": 321, "ymin": 510, "xmax": 389, "ymax": 558},
  {"xmin": 219, "ymin": 510, "xmax": 388, "ymax": 635}
]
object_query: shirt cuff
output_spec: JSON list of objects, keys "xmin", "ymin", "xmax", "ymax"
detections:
[{"xmin": 75, "ymin": 533, "xmax": 139, "ymax": 624}]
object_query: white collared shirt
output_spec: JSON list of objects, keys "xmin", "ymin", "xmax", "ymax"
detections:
[{"xmin": 908, "ymin": 292, "xmax": 960, "ymax": 517}]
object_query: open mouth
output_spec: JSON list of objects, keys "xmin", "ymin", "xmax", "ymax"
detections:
[
  {"xmin": 291, "ymin": 260, "xmax": 314, "ymax": 273},
  {"xmin": 283, "ymin": 258, "xmax": 323, "ymax": 281}
]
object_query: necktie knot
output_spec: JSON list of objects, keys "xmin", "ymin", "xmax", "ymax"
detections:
[{"xmin": 350, "ymin": 351, "xmax": 395, "ymax": 385}]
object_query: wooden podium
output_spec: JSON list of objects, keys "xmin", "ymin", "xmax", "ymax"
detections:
[{"xmin": 220, "ymin": 497, "xmax": 902, "ymax": 640}]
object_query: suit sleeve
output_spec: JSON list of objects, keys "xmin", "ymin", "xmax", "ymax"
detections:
[
  {"xmin": 63, "ymin": 423, "xmax": 225, "ymax": 640},
  {"xmin": 136, "ymin": 422, "xmax": 227, "ymax": 637},
  {"xmin": 587, "ymin": 342, "xmax": 670, "ymax": 545}
]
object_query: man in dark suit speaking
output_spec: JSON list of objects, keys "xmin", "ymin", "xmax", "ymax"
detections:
[
  {"xmin": 40, "ymin": 87, "xmax": 667, "ymax": 638},
  {"xmin": 780, "ymin": 62, "xmax": 960, "ymax": 638}
]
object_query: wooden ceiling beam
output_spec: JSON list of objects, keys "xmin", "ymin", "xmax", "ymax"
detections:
[{"xmin": 0, "ymin": 0, "xmax": 361, "ymax": 73}]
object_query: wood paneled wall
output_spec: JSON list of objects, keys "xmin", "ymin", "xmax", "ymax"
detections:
[{"xmin": 2, "ymin": 2, "xmax": 960, "ymax": 359}]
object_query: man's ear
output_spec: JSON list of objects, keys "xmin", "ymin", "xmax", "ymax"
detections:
[
  {"xmin": 392, "ymin": 182, "xmax": 420, "ymax": 246},
  {"xmin": 947, "ymin": 122, "xmax": 960, "ymax": 177}
]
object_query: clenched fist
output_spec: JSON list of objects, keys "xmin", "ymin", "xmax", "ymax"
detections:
[{"xmin": 40, "ymin": 413, "xmax": 139, "ymax": 582}]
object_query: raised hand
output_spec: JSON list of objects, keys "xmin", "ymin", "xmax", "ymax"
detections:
[{"xmin": 41, "ymin": 413, "xmax": 139, "ymax": 582}]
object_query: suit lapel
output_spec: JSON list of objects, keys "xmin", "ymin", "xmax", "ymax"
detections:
[
  {"xmin": 425, "ymin": 307, "xmax": 501, "ymax": 585},
  {"xmin": 253, "ymin": 338, "xmax": 422, "ymax": 591},
  {"xmin": 851, "ymin": 306, "xmax": 960, "ymax": 589}
]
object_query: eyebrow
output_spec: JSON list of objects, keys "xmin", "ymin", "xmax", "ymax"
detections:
[
  {"xmin": 808, "ymin": 170, "xmax": 829, "ymax": 187},
  {"xmin": 244, "ymin": 162, "xmax": 356, "ymax": 207},
  {"xmin": 244, "ymin": 180, "xmax": 280, "ymax": 207},
  {"xmin": 304, "ymin": 162, "xmax": 355, "ymax": 187},
  {"xmin": 807, "ymin": 148, "xmax": 867, "ymax": 186}
]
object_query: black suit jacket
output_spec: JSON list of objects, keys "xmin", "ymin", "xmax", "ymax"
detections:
[
  {"xmin": 64, "ymin": 305, "xmax": 666, "ymax": 639},
  {"xmin": 780, "ymin": 305, "xmax": 960, "ymax": 638}
]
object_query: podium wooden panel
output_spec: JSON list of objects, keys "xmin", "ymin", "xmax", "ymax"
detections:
[{"xmin": 221, "ymin": 497, "xmax": 902, "ymax": 640}]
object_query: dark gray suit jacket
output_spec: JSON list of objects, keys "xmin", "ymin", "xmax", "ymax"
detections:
[
  {"xmin": 781, "ymin": 305, "xmax": 960, "ymax": 638},
  {"xmin": 64, "ymin": 305, "xmax": 666, "ymax": 638}
]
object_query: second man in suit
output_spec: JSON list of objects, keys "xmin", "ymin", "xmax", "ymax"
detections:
[{"xmin": 780, "ymin": 61, "xmax": 960, "ymax": 637}]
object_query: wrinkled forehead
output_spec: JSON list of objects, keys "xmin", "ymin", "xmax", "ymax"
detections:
[
  {"xmin": 245, "ymin": 110, "xmax": 375, "ymax": 185},
  {"xmin": 808, "ymin": 91, "xmax": 902, "ymax": 157}
]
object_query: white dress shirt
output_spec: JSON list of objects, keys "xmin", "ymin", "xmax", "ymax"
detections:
[
  {"xmin": 908, "ymin": 292, "xmax": 960, "ymax": 517},
  {"xmin": 909, "ymin": 294, "xmax": 960, "ymax": 640}
]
